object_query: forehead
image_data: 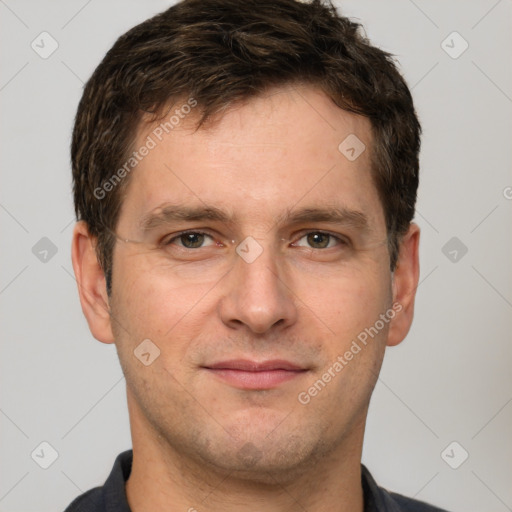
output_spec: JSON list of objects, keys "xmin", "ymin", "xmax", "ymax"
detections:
[{"xmin": 119, "ymin": 85, "xmax": 384, "ymax": 233}]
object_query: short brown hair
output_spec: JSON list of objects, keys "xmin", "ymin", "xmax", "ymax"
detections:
[{"xmin": 72, "ymin": 0, "xmax": 421, "ymax": 293}]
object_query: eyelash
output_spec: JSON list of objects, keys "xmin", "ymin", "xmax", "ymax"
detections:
[{"xmin": 162, "ymin": 230, "xmax": 349, "ymax": 249}]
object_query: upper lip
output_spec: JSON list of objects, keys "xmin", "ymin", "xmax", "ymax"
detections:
[{"xmin": 204, "ymin": 359, "xmax": 305, "ymax": 371}]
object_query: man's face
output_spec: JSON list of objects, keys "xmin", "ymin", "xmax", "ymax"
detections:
[{"xmin": 108, "ymin": 85, "xmax": 396, "ymax": 479}]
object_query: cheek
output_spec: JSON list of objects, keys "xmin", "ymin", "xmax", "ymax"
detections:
[
  {"xmin": 293, "ymin": 263, "xmax": 392, "ymax": 341},
  {"xmin": 112, "ymin": 255, "xmax": 220, "ymax": 346},
  {"xmin": 295, "ymin": 269, "xmax": 391, "ymax": 424}
]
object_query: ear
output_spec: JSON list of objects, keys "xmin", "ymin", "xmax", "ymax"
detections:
[
  {"xmin": 387, "ymin": 223, "xmax": 420, "ymax": 347},
  {"xmin": 71, "ymin": 221, "xmax": 115, "ymax": 344}
]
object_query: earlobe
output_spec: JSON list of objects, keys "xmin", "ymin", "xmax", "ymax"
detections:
[
  {"xmin": 386, "ymin": 223, "xmax": 420, "ymax": 347},
  {"xmin": 71, "ymin": 221, "xmax": 115, "ymax": 344}
]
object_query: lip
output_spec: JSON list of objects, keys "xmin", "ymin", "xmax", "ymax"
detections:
[{"xmin": 202, "ymin": 359, "xmax": 308, "ymax": 390}]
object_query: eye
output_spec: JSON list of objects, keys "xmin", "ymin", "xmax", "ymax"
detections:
[
  {"xmin": 293, "ymin": 231, "xmax": 345, "ymax": 249},
  {"xmin": 165, "ymin": 231, "xmax": 216, "ymax": 249}
]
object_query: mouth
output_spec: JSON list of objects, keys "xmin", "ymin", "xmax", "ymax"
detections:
[{"xmin": 202, "ymin": 359, "xmax": 309, "ymax": 390}]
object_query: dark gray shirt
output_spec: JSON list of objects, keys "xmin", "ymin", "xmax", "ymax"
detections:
[{"xmin": 64, "ymin": 450, "xmax": 449, "ymax": 512}]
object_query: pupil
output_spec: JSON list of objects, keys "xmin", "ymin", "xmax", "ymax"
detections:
[
  {"xmin": 182, "ymin": 233, "xmax": 204, "ymax": 248},
  {"xmin": 308, "ymin": 232, "xmax": 329, "ymax": 248}
]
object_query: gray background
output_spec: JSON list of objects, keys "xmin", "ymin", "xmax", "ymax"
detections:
[{"xmin": 1, "ymin": 1, "xmax": 511, "ymax": 511}]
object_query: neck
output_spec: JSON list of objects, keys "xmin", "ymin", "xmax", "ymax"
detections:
[{"xmin": 126, "ymin": 395, "xmax": 366, "ymax": 512}]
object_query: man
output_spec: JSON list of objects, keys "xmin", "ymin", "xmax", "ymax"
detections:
[{"xmin": 66, "ymin": 0, "xmax": 448, "ymax": 510}]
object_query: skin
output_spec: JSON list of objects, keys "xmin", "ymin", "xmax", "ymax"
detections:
[{"xmin": 72, "ymin": 84, "xmax": 420, "ymax": 512}]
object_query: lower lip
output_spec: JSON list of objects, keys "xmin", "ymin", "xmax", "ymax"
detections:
[{"xmin": 204, "ymin": 368, "xmax": 307, "ymax": 390}]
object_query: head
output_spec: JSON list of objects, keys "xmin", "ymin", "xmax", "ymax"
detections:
[{"xmin": 72, "ymin": 0, "xmax": 420, "ymax": 484}]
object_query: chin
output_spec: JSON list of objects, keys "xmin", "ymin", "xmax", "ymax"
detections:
[{"xmin": 193, "ymin": 429, "xmax": 333, "ymax": 486}]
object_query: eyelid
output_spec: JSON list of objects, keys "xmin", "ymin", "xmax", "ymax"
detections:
[
  {"xmin": 291, "ymin": 230, "xmax": 350, "ymax": 247},
  {"xmin": 162, "ymin": 229, "xmax": 217, "ymax": 247}
]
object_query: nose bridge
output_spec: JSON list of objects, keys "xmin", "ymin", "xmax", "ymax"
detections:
[
  {"xmin": 220, "ymin": 238, "xmax": 297, "ymax": 333},
  {"xmin": 239, "ymin": 243, "xmax": 280, "ymax": 297}
]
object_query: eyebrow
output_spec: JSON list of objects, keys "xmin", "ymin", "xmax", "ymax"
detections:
[
  {"xmin": 139, "ymin": 205, "xmax": 231, "ymax": 232},
  {"xmin": 275, "ymin": 206, "xmax": 369, "ymax": 231},
  {"xmin": 139, "ymin": 204, "xmax": 369, "ymax": 233}
]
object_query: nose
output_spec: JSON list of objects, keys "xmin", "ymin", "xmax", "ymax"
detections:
[{"xmin": 218, "ymin": 242, "xmax": 298, "ymax": 334}]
